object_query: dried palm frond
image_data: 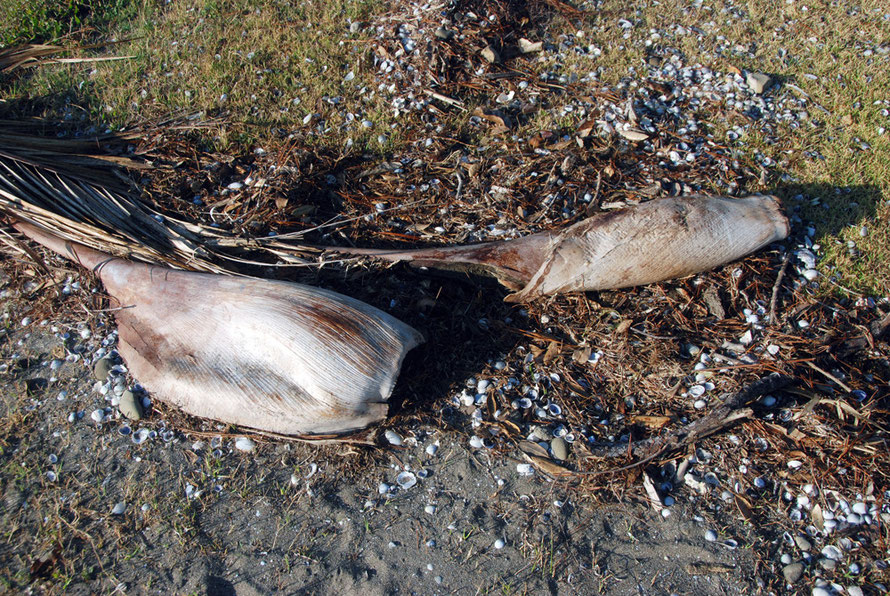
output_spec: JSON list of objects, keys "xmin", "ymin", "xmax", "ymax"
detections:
[
  {"xmin": 324, "ymin": 195, "xmax": 790, "ymax": 302},
  {"xmin": 15, "ymin": 221, "xmax": 424, "ymax": 436},
  {"xmin": 0, "ymin": 43, "xmax": 133, "ymax": 74}
]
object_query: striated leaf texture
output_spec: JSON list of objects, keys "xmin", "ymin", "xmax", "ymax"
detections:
[
  {"xmin": 14, "ymin": 221, "xmax": 423, "ymax": 435},
  {"xmin": 505, "ymin": 195, "xmax": 789, "ymax": 302}
]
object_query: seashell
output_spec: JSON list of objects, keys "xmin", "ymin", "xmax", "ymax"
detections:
[
  {"xmin": 425, "ymin": 442, "xmax": 439, "ymax": 456},
  {"xmin": 396, "ymin": 471, "xmax": 417, "ymax": 489},
  {"xmin": 91, "ymin": 409, "xmax": 105, "ymax": 423},
  {"xmin": 46, "ymin": 471, "xmax": 57, "ymax": 482},
  {"xmin": 15, "ymin": 222, "xmax": 423, "ymax": 436},
  {"xmin": 384, "ymin": 430, "xmax": 403, "ymax": 446},
  {"xmin": 516, "ymin": 463, "xmax": 534, "ymax": 476},
  {"xmin": 234, "ymin": 437, "xmax": 256, "ymax": 452},
  {"xmin": 111, "ymin": 502, "xmax": 126, "ymax": 515},
  {"xmin": 332, "ymin": 195, "xmax": 789, "ymax": 302},
  {"xmin": 469, "ymin": 436, "xmax": 484, "ymax": 449},
  {"xmin": 547, "ymin": 403, "xmax": 562, "ymax": 417},
  {"xmin": 131, "ymin": 428, "xmax": 150, "ymax": 444}
]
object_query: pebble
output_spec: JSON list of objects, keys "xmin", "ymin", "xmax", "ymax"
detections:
[
  {"xmin": 93, "ymin": 358, "xmax": 113, "ymax": 380},
  {"xmin": 425, "ymin": 442, "xmax": 438, "ymax": 456},
  {"xmin": 818, "ymin": 558, "xmax": 837, "ymax": 571},
  {"xmin": 550, "ymin": 437, "xmax": 569, "ymax": 461},
  {"xmin": 111, "ymin": 502, "xmax": 127, "ymax": 515},
  {"xmin": 795, "ymin": 535, "xmax": 813, "ymax": 551},
  {"xmin": 118, "ymin": 390, "xmax": 143, "ymax": 421},
  {"xmin": 705, "ymin": 530, "xmax": 718, "ymax": 542},
  {"xmin": 234, "ymin": 437, "xmax": 256, "ymax": 453},
  {"xmin": 847, "ymin": 587, "xmax": 864, "ymax": 596},
  {"xmin": 812, "ymin": 588, "xmax": 831, "ymax": 596},
  {"xmin": 852, "ymin": 502, "xmax": 868, "ymax": 515},
  {"xmin": 494, "ymin": 538, "xmax": 505, "ymax": 549},
  {"xmin": 746, "ymin": 72, "xmax": 772, "ymax": 94},
  {"xmin": 802, "ymin": 269, "xmax": 819, "ymax": 281},
  {"xmin": 783, "ymin": 562, "xmax": 804, "ymax": 584},
  {"xmin": 90, "ymin": 409, "xmax": 105, "ymax": 423}
]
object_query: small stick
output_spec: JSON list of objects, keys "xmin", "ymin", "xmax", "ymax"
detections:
[
  {"xmin": 805, "ymin": 360, "xmax": 853, "ymax": 393},
  {"xmin": 424, "ymin": 89, "xmax": 466, "ymax": 110},
  {"xmin": 584, "ymin": 373, "xmax": 794, "ymax": 467},
  {"xmin": 768, "ymin": 252, "xmax": 791, "ymax": 326}
]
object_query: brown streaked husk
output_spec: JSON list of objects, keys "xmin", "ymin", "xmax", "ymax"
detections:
[
  {"xmin": 326, "ymin": 195, "xmax": 790, "ymax": 302},
  {"xmin": 14, "ymin": 222, "xmax": 424, "ymax": 436}
]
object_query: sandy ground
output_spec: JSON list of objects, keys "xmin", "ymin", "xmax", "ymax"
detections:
[{"xmin": 0, "ymin": 305, "xmax": 758, "ymax": 595}]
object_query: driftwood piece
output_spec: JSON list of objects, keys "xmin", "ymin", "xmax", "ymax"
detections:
[
  {"xmin": 328, "ymin": 195, "xmax": 790, "ymax": 302},
  {"xmin": 587, "ymin": 373, "xmax": 795, "ymax": 467},
  {"xmin": 15, "ymin": 222, "xmax": 424, "ymax": 436}
]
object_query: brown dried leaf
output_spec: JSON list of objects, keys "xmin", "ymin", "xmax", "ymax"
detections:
[
  {"xmin": 632, "ymin": 415, "xmax": 672, "ymax": 430},
  {"xmin": 543, "ymin": 340, "xmax": 562, "ymax": 364},
  {"xmin": 572, "ymin": 346, "xmax": 592, "ymax": 365},
  {"xmin": 614, "ymin": 319, "xmax": 633, "ymax": 335}
]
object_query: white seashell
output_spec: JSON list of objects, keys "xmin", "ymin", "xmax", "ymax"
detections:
[
  {"xmin": 377, "ymin": 482, "xmax": 391, "ymax": 494},
  {"xmin": 425, "ymin": 442, "xmax": 439, "ymax": 456},
  {"xmin": 131, "ymin": 429, "xmax": 150, "ymax": 444},
  {"xmin": 516, "ymin": 463, "xmax": 534, "ymax": 476},
  {"xmin": 384, "ymin": 430, "xmax": 403, "ymax": 446},
  {"xmin": 693, "ymin": 399, "xmax": 707, "ymax": 410},
  {"xmin": 46, "ymin": 471, "xmax": 57, "ymax": 482},
  {"xmin": 305, "ymin": 463, "xmax": 318, "ymax": 478},
  {"xmin": 787, "ymin": 460, "xmax": 803, "ymax": 470},
  {"xmin": 688, "ymin": 385, "xmax": 705, "ymax": 397},
  {"xmin": 111, "ymin": 502, "xmax": 127, "ymax": 515},
  {"xmin": 396, "ymin": 471, "xmax": 417, "ymax": 489},
  {"xmin": 821, "ymin": 545, "xmax": 843, "ymax": 561},
  {"xmin": 494, "ymin": 538, "xmax": 506, "ymax": 549},
  {"xmin": 91, "ymin": 409, "xmax": 105, "ymax": 423},
  {"xmin": 469, "ymin": 436, "xmax": 484, "ymax": 449},
  {"xmin": 290, "ymin": 474, "xmax": 299, "ymax": 486},
  {"xmin": 424, "ymin": 504, "xmax": 437, "ymax": 515},
  {"xmin": 234, "ymin": 437, "xmax": 256, "ymax": 452},
  {"xmin": 705, "ymin": 530, "xmax": 718, "ymax": 542}
]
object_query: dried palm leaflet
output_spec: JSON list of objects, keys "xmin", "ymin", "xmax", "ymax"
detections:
[
  {"xmin": 14, "ymin": 222, "xmax": 424, "ymax": 435},
  {"xmin": 323, "ymin": 195, "xmax": 790, "ymax": 302}
]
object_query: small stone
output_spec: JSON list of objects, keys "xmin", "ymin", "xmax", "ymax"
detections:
[
  {"xmin": 847, "ymin": 587, "xmax": 864, "ymax": 596},
  {"xmin": 494, "ymin": 538, "xmax": 505, "ymax": 549},
  {"xmin": 118, "ymin": 390, "xmax": 143, "ymax": 421},
  {"xmin": 818, "ymin": 558, "xmax": 837, "ymax": 571},
  {"xmin": 434, "ymin": 27, "xmax": 454, "ymax": 41},
  {"xmin": 90, "ymin": 409, "xmax": 105, "ymax": 423},
  {"xmin": 812, "ymin": 588, "xmax": 831, "ymax": 596},
  {"xmin": 851, "ymin": 502, "xmax": 868, "ymax": 515},
  {"xmin": 93, "ymin": 358, "xmax": 113, "ymax": 381},
  {"xmin": 705, "ymin": 530, "xmax": 718, "ymax": 542},
  {"xmin": 783, "ymin": 562, "xmax": 804, "ymax": 584},
  {"xmin": 550, "ymin": 437, "xmax": 569, "ymax": 461},
  {"xmin": 480, "ymin": 46, "xmax": 499, "ymax": 64},
  {"xmin": 111, "ymin": 502, "xmax": 127, "ymax": 515},
  {"xmin": 795, "ymin": 536, "xmax": 813, "ymax": 552},
  {"xmin": 234, "ymin": 437, "xmax": 256, "ymax": 452},
  {"xmin": 349, "ymin": 21, "xmax": 362, "ymax": 33},
  {"xmin": 746, "ymin": 72, "xmax": 772, "ymax": 94},
  {"xmin": 518, "ymin": 38, "xmax": 543, "ymax": 53}
]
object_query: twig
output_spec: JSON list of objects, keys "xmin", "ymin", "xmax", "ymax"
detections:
[
  {"xmin": 423, "ymin": 89, "xmax": 466, "ymax": 111},
  {"xmin": 584, "ymin": 373, "xmax": 794, "ymax": 469},
  {"xmin": 768, "ymin": 252, "xmax": 791, "ymax": 326},
  {"xmin": 805, "ymin": 360, "xmax": 853, "ymax": 393}
]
